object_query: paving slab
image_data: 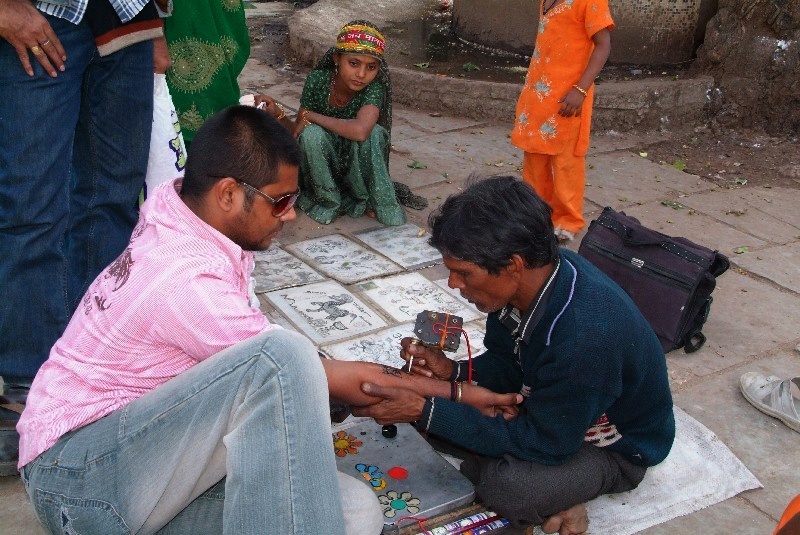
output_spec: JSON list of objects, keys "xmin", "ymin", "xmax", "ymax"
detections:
[
  {"xmin": 392, "ymin": 109, "xmax": 485, "ymax": 136},
  {"xmin": 638, "ymin": 496, "xmax": 775, "ymax": 535},
  {"xmin": 679, "ymin": 187, "xmax": 800, "ymax": 246},
  {"xmin": 586, "ymin": 151, "xmax": 713, "ymax": 209},
  {"xmin": 665, "ymin": 269, "xmax": 800, "ymax": 377},
  {"xmin": 588, "ymin": 130, "xmax": 675, "ymax": 155},
  {"xmin": 618, "ymin": 200, "xmax": 769, "ymax": 259},
  {"xmin": 731, "ymin": 241, "xmax": 800, "ymax": 294},
  {"xmin": 672, "ymin": 349, "xmax": 800, "ymax": 521},
  {"xmin": 0, "ymin": 477, "xmax": 45, "ymax": 534}
]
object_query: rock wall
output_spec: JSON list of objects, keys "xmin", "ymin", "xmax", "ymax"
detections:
[{"xmin": 694, "ymin": 0, "xmax": 800, "ymax": 134}]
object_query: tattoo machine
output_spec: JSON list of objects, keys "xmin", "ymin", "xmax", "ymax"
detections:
[{"xmin": 411, "ymin": 310, "xmax": 463, "ymax": 352}]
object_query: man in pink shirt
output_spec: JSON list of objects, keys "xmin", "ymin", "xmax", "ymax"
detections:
[{"xmin": 16, "ymin": 106, "xmax": 520, "ymax": 535}]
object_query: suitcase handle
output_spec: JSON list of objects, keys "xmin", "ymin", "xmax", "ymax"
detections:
[{"xmin": 597, "ymin": 213, "xmax": 710, "ymax": 267}]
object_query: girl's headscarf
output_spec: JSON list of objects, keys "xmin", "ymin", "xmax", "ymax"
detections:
[{"xmin": 313, "ymin": 20, "xmax": 392, "ymax": 134}]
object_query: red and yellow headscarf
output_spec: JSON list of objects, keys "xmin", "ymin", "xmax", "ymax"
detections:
[{"xmin": 335, "ymin": 21, "xmax": 386, "ymax": 57}]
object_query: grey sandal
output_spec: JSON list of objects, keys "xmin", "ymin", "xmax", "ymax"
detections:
[{"xmin": 740, "ymin": 372, "xmax": 800, "ymax": 433}]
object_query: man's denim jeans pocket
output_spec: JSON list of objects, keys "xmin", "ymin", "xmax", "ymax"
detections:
[{"xmin": 31, "ymin": 488, "xmax": 131, "ymax": 534}]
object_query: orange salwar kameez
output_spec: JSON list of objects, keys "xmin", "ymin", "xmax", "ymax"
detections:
[{"xmin": 511, "ymin": 0, "xmax": 614, "ymax": 235}]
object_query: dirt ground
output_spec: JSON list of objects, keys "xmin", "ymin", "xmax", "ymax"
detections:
[{"xmin": 641, "ymin": 125, "xmax": 800, "ymax": 191}]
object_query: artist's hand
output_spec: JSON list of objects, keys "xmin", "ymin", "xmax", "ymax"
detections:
[
  {"xmin": 461, "ymin": 384, "xmax": 522, "ymax": 420},
  {"xmin": 351, "ymin": 383, "xmax": 426, "ymax": 424},
  {"xmin": 399, "ymin": 337, "xmax": 455, "ymax": 380},
  {"xmin": 557, "ymin": 88, "xmax": 584, "ymax": 118},
  {"xmin": 0, "ymin": 0, "xmax": 65, "ymax": 77}
]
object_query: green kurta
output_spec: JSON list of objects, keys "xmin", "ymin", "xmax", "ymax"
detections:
[
  {"xmin": 296, "ymin": 69, "xmax": 405, "ymax": 226},
  {"xmin": 164, "ymin": 0, "xmax": 250, "ymax": 146}
]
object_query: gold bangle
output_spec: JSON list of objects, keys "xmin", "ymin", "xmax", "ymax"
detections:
[
  {"xmin": 573, "ymin": 84, "xmax": 588, "ymax": 97},
  {"xmin": 455, "ymin": 381, "xmax": 463, "ymax": 403},
  {"xmin": 274, "ymin": 102, "xmax": 286, "ymax": 120},
  {"xmin": 301, "ymin": 111, "xmax": 312, "ymax": 127}
]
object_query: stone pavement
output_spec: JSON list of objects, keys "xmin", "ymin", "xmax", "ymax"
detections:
[{"xmin": 2, "ymin": 2, "xmax": 798, "ymax": 533}]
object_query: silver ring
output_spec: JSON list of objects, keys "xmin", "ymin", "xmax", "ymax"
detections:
[
  {"xmin": 406, "ymin": 356, "xmax": 414, "ymax": 373},
  {"xmin": 41, "ymin": 39, "xmax": 51, "ymax": 46}
]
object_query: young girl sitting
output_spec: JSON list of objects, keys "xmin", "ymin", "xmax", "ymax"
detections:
[{"xmin": 294, "ymin": 20, "xmax": 418, "ymax": 226}]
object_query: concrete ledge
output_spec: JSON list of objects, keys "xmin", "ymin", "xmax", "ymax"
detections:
[{"xmin": 593, "ymin": 76, "xmax": 715, "ymax": 132}]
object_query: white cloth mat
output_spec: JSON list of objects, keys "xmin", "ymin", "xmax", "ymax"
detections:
[{"xmin": 532, "ymin": 406, "xmax": 762, "ymax": 534}]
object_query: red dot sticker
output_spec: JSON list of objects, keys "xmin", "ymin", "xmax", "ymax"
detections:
[{"xmin": 388, "ymin": 466, "xmax": 408, "ymax": 479}]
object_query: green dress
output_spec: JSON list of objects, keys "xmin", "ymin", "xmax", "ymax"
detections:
[
  {"xmin": 296, "ymin": 69, "xmax": 406, "ymax": 226},
  {"xmin": 164, "ymin": 0, "xmax": 250, "ymax": 146}
]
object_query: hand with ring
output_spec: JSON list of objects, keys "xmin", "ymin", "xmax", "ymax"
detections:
[{"xmin": 0, "ymin": 0, "xmax": 66, "ymax": 77}]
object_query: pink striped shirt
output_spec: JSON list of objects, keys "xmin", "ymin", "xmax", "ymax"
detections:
[{"xmin": 17, "ymin": 180, "xmax": 277, "ymax": 467}]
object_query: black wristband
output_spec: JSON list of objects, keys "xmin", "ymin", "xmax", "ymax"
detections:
[
  {"xmin": 448, "ymin": 360, "xmax": 461, "ymax": 381},
  {"xmin": 414, "ymin": 397, "xmax": 435, "ymax": 432}
]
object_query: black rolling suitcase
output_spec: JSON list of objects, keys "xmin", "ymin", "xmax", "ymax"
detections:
[{"xmin": 578, "ymin": 207, "xmax": 730, "ymax": 353}]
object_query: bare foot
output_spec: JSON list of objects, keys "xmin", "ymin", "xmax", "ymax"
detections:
[
  {"xmin": 541, "ymin": 503, "xmax": 589, "ymax": 535},
  {"xmin": 365, "ymin": 209, "xmax": 377, "ymax": 219}
]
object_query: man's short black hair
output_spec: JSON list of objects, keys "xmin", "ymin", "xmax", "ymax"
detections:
[
  {"xmin": 180, "ymin": 105, "xmax": 301, "ymax": 200},
  {"xmin": 428, "ymin": 175, "xmax": 559, "ymax": 274}
]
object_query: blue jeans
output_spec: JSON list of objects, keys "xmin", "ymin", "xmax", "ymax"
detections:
[
  {"xmin": 0, "ymin": 14, "xmax": 152, "ymax": 379},
  {"xmin": 21, "ymin": 330, "xmax": 348, "ymax": 535}
]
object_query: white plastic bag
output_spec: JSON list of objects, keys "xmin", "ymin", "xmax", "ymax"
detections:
[{"xmin": 145, "ymin": 73, "xmax": 187, "ymax": 198}]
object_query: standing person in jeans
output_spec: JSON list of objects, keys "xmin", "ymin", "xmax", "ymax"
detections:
[
  {"xmin": 0, "ymin": 0, "xmax": 161, "ymax": 473},
  {"xmin": 511, "ymin": 0, "xmax": 613, "ymax": 243},
  {"xmin": 16, "ymin": 107, "xmax": 522, "ymax": 534}
]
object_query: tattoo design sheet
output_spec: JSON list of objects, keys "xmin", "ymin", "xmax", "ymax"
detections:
[
  {"xmin": 355, "ymin": 272, "xmax": 483, "ymax": 324},
  {"xmin": 251, "ymin": 243, "xmax": 325, "ymax": 293},
  {"xmin": 320, "ymin": 319, "xmax": 487, "ymax": 366},
  {"xmin": 353, "ymin": 224, "xmax": 443, "ymax": 270},
  {"xmin": 320, "ymin": 322, "xmax": 416, "ymax": 368},
  {"xmin": 285, "ymin": 234, "xmax": 402, "ymax": 284},
  {"xmin": 265, "ymin": 280, "xmax": 387, "ymax": 344},
  {"xmin": 432, "ymin": 278, "xmax": 483, "ymax": 318}
]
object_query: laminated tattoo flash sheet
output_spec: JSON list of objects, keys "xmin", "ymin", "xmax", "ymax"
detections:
[
  {"xmin": 264, "ymin": 281, "xmax": 387, "ymax": 344},
  {"xmin": 320, "ymin": 320, "xmax": 486, "ymax": 366},
  {"xmin": 355, "ymin": 272, "xmax": 483, "ymax": 324},
  {"xmin": 453, "ymin": 320, "xmax": 487, "ymax": 362},
  {"xmin": 285, "ymin": 234, "xmax": 402, "ymax": 284},
  {"xmin": 353, "ymin": 223, "xmax": 443, "ymax": 270},
  {"xmin": 320, "ymin": 322, "xmax": 415, "ymax": 368},
  {"xmin": 432, "ymin": 278, "xmax": 483, "ymax": 318},
  {"xmin": 251, "ymin": 243, "xmax": 325, "ymax": 293}
]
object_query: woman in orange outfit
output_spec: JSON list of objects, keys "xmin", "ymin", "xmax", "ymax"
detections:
[{"xmin": 511, "ymin": 0, "xmax": 614, "ymax": 242}]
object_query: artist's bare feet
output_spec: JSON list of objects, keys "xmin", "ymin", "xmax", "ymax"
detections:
[
  {"xmin": 541, "ymin": 503, "xmax": 589, "ymax": 535},
  {"xmin": 365, "ymin": 209, "xmax": 377, "ymax": 219}
]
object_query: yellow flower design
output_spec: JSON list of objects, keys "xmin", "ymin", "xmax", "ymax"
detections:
[{"xmin": 332, "ymin": 430, "xmax": 362, "ymax": 457}]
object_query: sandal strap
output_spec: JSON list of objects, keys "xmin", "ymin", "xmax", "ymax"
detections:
[{"xmin": 771, "ymin": 378, "xmax": 800, "ymax": 419}]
